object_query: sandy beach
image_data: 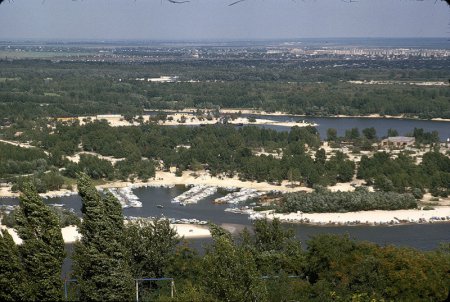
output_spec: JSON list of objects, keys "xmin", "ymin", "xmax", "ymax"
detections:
[
  {"xmin": 266, "ymin": 206, "xmax": 450, "ymax": 226},
  {"xmin": 97, "ymin": 170, "xmax": 312, "ymax": 193},
  {"xmin": 182, "ymin": 108, "xmax": 450, "ymax": 123},
  {"xmin": 158, "ymin": 114, "xmax": 316, "ymax": 127},
  {"xmin": 68, "ymin": 113, "xmax": 317, "ymax": 128}
]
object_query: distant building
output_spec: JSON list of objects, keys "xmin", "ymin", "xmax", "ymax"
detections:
[{"xmin": 380, "ymin": 136, "xmax": 415, "ymax": 148}]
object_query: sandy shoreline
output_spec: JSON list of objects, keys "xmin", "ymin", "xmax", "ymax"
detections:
[
  {"xmin": 97, "ymin": 171, "xmax": 311, "ymax": 193},
  {"xmin": 2, "ymin": 170, "xmax": 449, "ymax": 229},
  {"xmin": 68, "ymin": 113, "xmax": 317, "ymax": 128},
  {"xmin": 265, "ymin": 207, "xmax": 450, "ymax": 226},
  {"xmin": 0, "ymin": 169, "xmax": 312, "ymax": 198},
  {"xmin": 175, "ymin": 108, "xmax": 450, "ymax": 122}
]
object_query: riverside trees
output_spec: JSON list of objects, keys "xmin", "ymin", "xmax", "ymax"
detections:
[
  {"xmin": 14, "ymin": 183, "xmax": 65, "ymax": 301},
  {"xmin": 279, "ymin": 187, "xmax": 417, "ymax": 213},
  {"xmin": 0, "ymin": 230, "xmax": 27, "ymax": 301},
  {"xmin": 73, "ymin": 173, "xmax": 134, "ymax": 301}
]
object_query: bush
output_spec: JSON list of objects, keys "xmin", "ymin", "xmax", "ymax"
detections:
[{"xmin": 411, "ymin": 188, "xmax": 424, "ymax": 200}]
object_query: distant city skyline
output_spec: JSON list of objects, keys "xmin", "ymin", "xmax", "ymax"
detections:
[{"xmin": 0, "ymin": 0, "xmax": 448, "ymax": 40}]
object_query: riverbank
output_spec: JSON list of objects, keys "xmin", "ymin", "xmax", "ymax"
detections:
[
  {"xmin": 264, "ymin": 206, "xmax": 450, "ymax": 226},
  {"xmin": 70, "ymin": 113, "xmax": 317, "ymax": 128},
  {"xmin": 96, "ymin": 171, "xmax": 313, "ymax": 194},
  {"xmin": 219, "ymin": 109, "xmax": 450, "ymax": 122}
]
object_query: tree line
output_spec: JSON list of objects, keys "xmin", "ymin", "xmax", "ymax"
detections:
[
  {"xmin": 1, "ymin": 59, "xmax": 449, "ymax": 121},
  {"xmin": 279, "ymin": 187, "xmax": 418, "ymax": 213}
]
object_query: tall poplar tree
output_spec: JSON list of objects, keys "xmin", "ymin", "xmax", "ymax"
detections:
[
  {"xmin": 15, "ymin": 183, "xmax": 65, "ymax": 301},
  {"xmin": 73, "ymin": 173, "xmax": 134, "ymax": 301},
  {"xmin": 0, "ymin": 229, "xmax": 28, "ymax": 301}
]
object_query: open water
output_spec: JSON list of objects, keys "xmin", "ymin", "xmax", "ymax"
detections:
[{"xmin": 2, "ymin": 186, "xmax": 449, "ymax": 251}]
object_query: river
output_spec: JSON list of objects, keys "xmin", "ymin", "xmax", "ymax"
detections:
[
  {"xmin": 247, "ymin": 115, "xmax": 450, "ymax": 141},
  {"xmin": 146, "ymin": 111, "xmax": 450, "ymax": 141},
  {"xmin": 2, "ymin": 186, "xmax": 449, "ymax": 251}
]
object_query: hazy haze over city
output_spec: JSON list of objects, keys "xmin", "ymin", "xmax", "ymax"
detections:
[{"xmin": 0, "ymin": 0, "xmax": 448, "ymax": 40}]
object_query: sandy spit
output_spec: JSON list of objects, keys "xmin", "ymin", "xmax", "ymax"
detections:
[{"xmin": 266, "ymin": 207, "xmax": 450, "ymax": 226}]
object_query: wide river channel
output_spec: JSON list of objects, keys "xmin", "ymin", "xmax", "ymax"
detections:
[
  {"xmin": 1, "ymin": 185, "xmax": 449, "ymax": 251},
  {"xmin": 244, "ymin": 115, "xmax": 450, "ymax": 141}
]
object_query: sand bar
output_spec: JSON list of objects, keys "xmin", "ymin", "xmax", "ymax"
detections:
[{"xmin": 266, "ymin": 206, "xmax": 450, "ymax": 226}]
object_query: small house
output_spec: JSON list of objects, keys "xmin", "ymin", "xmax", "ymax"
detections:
[{"xmin": 380, "ymin": 136, "xmax": 415, "ymax": 149}]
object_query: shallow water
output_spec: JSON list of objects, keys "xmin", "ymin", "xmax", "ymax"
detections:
[{"xmin": 3, "ymin": 187, "xmax": 449, "ymax": 251}]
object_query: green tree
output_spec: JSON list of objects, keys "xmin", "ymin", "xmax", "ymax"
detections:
[
  {"xmin": 73, "ymin": 173, "xmax": 134, "ymax": 301},
  {"xmin": 387, "ymin": 128, "xmax": 399, "ymax": 137},
  {"xmin": 202, "ymin": 225, "xmax": 268, "ymax": 302},
  {"xmin": 15, "ymin": 183, "xmax": 65, "ymax": 301},
  {"xmin": 250, "ymin": 219, "xmax": 304, "ymax": 275},
  {"xmin": 125, "ymin": 219, "xmax": 179, "ymax": 279},
  {"xmin": 326, "ymin": 128, "xmax": 338, "ymax": 141},
  {"xmin": 345, "ymin": 127, "xmax": 360, "ymax": 140},
  {"xmin": 362, "ymin": 127, "xmax": 377, "ymax": 140},
  {"xmin": 0, "ymin": 230, "xmax": 28, "ymax": 301}
]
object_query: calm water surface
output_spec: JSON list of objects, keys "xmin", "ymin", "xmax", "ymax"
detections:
[
  {"xmin": 2, "ymin": 186, "xmax": 449, "ymax": 251},
  {"xmin": 249, "ymin": 115, "xmax": 450, "ymax": 141},
  {"xmin": 147, "ymin": 111, "xmax": 450, "ymax": 141}
]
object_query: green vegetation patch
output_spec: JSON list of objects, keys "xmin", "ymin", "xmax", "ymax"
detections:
[{"xmin": 279, "ymin": 188, "xmax": 417, "ymax": 213}]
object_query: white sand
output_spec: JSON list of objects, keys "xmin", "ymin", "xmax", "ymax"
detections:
[
  {"xmin": 66, "ymin": 151, "xmax": 125, "ymax": 164},
  {"xmin": 0, "ymin": 139, "xmax": 35, "ymax": 149},
  {"xmin": 267, "ymin": 206, "xmax": 450, "ymax": 225},
  {"xmin": 159, "ymin": 113, "xmax": 316, "ymax": 127},
  {"xmin": 98, "ymin": 170, "xmax": 311, "ymax": 193},
  {"xmin": 61, "ymin": 225, "xmax": 82, "ymax": 243},
  {"xmin": 72, "ymin": 113, "xmax": 316, "ymax": 128},
  {"xmin": 171, "ymin": 224, "xmax": 211, "ymax": 238},
  {"xmin": 0, "ymin": 225, "xmax": 22, "ymax": 245}
]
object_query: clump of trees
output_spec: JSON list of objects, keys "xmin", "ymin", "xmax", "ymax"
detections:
[
  {"xmin": 279, "ymin": 187, "xmax": 417, "ymax": 213},
  {"xmin": 358, "ymin": 151, "xmax": 450, "ymax": 197},
  {"xmin": 0, "ymin": 183, "xmax": 65, "ymax": 301},
  {"xmin": 0, "ymin": 142, "xmax": 50, "ymax": 178}
]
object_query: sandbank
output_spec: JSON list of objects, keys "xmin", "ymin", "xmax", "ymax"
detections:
[
  {"xmin": 70, "ymin": 113, "xmax": 316, "ymax": 128},
  {"xmin": 266, "ymin": 206, "xmax": 450, "ymax": 226},
  {"xmin": 97, "ymin": 171, "xmax": 312, "ymax": 193}
]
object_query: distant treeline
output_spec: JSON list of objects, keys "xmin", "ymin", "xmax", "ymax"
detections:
[{"xmin": 1, "ymin": 59, "xmax": 449, "ymax": 120}]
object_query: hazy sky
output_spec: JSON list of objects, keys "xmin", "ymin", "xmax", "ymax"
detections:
[{"xmin": 0, "ymin": 0, "xmax": 448, "ymax": 40}]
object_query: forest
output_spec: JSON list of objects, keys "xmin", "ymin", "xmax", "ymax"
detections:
[
  {"xmin": 1, "ymin": 175, "xmax": 449, "ymax": 302},
  {"xmin": 0, "ymin": 59, "xmax": 449, "ymax": 121},
  {"xmin": 1, "ymin": 118, "xmax": 448, "ymax": 201}
]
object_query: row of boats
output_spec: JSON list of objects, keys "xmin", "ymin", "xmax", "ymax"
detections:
[
  {"xmin": 108, "ymin": 187, "xmax": 142, "ymax": 208},
  {"xmin": 124, "ymin": 215, "xmax": 208, "ymax": 225},
  {"xmin": 171, "ymin": 185, "xmax": 218, "ymax": 205},
  {"xmin": 171, "ymin": 186, "xmax": 265, "ymax": 206},
  {"xmin": 224, "ymin": 207, "xmax": 266, "ymax": 221},
  {"xmin": 214, "ymin": 189, "xmax": 263, "ymax": 204}
]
